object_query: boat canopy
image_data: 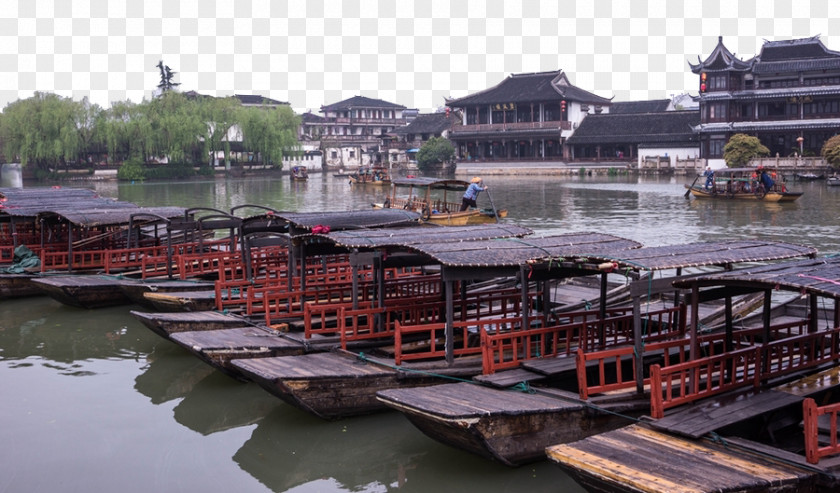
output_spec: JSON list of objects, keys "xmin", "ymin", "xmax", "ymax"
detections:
[{"xmin": 317, "ymin": 224, "xmax": 533, "ymax": 249}]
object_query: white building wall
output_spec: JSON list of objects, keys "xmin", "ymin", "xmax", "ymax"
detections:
[{"xmin": 637, "ymin": 145, "xmax": 700, "ymax": 168}]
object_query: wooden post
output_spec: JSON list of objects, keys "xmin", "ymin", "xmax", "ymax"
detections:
[
  {"xmin": 634, "ymin": 293, "xmax": 644, "ymax": 393},
  {"xmin": 445, "ymin": 279, "xmax": 454, "ymax": 366}
]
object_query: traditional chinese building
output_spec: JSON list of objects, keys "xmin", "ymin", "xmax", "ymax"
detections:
[
  {"xmin": 383, "ymin": 112, "xmax": 456, "ymax": 167},
  {"xmin": 317, "ymin": 95, "xmax": 411, "ymax": 169},
  {"xmin": 691, "ymin": 35, "xmax": 840, "ymax": 164},
  {"xmin": 445, "ymin": 70, "xmax": 613, "ymax": 162}
]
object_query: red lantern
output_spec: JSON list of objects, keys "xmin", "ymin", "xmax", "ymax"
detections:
[
  {"xmin": 701, "ymin": 72, "xmax": 707, "ymax": 81},
  {"xmin": 700, "ymin": 83, "xmax": 706, "ymax": 92},
  {"xmin": 445, "ymin": 107, "xmax": 450, "ymax": 117},
  {"xmin": 561, "ymin": 100, "xmax": 567, "ymax": 110}
]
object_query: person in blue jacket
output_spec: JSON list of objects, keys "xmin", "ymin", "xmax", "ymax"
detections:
[
  {"xmin": 704, "ymin": 166, "xmax": 714, "ymax": 189},
  {"xmin": 460, "ymin": 177, "xmax": 487, "ymax": 211}
]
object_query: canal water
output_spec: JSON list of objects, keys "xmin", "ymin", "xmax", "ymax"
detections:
[{"xmin": 1, "ymin": 170, "xmax": 837, "ymax": 493}]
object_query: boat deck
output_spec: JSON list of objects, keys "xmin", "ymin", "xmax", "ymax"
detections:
[
  {"xmin": 130, "ymin": 309, "xmax": 250, "ymax": 337},
  {"xmin": 547, "ymin": 423, "xmax": 818, "ymax": 493},
  {"xmin": 547, "ymin": 366, "xmax": 840, "ymax": 492}
]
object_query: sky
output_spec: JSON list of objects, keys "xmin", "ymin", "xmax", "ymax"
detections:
[{"xmin": 1, "ymin": 0, "xmax": 838, "ymax": 113}]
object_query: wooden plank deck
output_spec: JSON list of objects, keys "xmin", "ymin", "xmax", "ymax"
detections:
[
  {"xmin": 130, "ymin": 310, "xmax": 252, "ymax": 338},
  {"xmin": 651, "ymin": 366, "xmax": 840, "ymax": 439},
  {"xmin": 170, "ymin": 327, "xmax": 303, "ymax": 352},
  {"xmin": 547, "ymin": 424, "xmax": 818, "ymax": 493},
  {"xmin": 473, "ymin": 368, "xmax": 546, "ymax": 388}
]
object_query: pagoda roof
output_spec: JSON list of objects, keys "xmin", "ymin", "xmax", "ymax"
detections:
[
  {"xmin": 390, "ymin": 113, "xmax": 453, "ymax": 135},
  {"xmin": 689, "ymin": 36, "xmax": 752, "ymax": 74},
  {"xmin": 752, "ymin": 36, "xmax": 840, "ymax": 74},
  {"xmin": 609, "ymin": 99, "xmax": 671, "ymax": 114},
  {"xmin": 446, "ymin": 70, "xmax": 612, "ymax": 107}
]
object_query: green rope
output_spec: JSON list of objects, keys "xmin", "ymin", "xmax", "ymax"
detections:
[{"xmin": 354, "ymin": 352, "xmax": 478, "ymax": 384}]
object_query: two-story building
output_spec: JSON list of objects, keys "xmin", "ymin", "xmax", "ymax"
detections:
[
  {"xmin": 445, "ymin": 70, "xmax": 613, "ymax": 162},
  {"xmin": 317, "ymin": 95, "xmax": 411, "ymax": 169},
  {"xmin": 691, "ymin": 35, "xmax": 840, "ymax": 166}
]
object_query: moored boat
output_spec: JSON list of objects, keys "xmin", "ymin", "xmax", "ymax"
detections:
[
  {"xmin": 685, "ymin": 166, "xmax": 802, "ymax": 202},
  {"xmin": 373, "ymin": 177, "xmax": 507, "ymax": 225},
  {"xmin": 828, "ymin": 175, "xmax": 840, "ymax": 186}
]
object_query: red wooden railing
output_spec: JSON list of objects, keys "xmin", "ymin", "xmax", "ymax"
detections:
[
  {"xmin": 650, "ymin": 327, "xmax": 840, "ymax": 419},
  {"xmin": 484, "ymin": 305, "xmax": 686, "ymax": 375},
  {"xmin": 804, "ymin": 398, "xmax": 840, "ymax": 464}
]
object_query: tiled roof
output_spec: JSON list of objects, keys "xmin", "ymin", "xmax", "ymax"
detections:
[
  {"xmin": 567, "ymin": 111, "xmax": 700, "ymax": 145},
  {"xmin": 234, "ymin": 94, "xmax": 289, "ymax": 106},
  {"xmin": 689, "ymin": 36, "xmax": 752, "ymax": 73},
  {"xmin": 321, "ymin": 95, "xmax": 407, "ymax": 111},
  {"xmin": 609, "ymin": 100, "xmax": 671, "ymax": 114},
  {"xmin": 446, "ymin": 70, "xmax": 612, "ymax": 107},
  {"xmin": 391, "ymin": 113, "xmax": 452, "ymax": 135},
  {"xmin": 301, "ymin": 111, "xmax": 327, "ymax": 123}
]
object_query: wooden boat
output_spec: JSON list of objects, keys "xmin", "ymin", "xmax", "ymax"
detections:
[
  {"xmin": 332, "ymin": 170, "xmax": 354, "ymax": 178},
  {"xmin": 130, "ymin": 310, "xmax": 256, "ymax": 339},
  {"xmin": 348, "ymin": 165, "xmax": 391, "ymax": 185},
  {"xmin": 376, "ymin": 240, "xmax": 819, "ymax": 466},
  {"xmin": 290, "ymin": 165, "xmax": 308, "ymax": 181},
  {"xmin": 546, "ymin": 256, "xmax": 840, "ymax": 491},
  {"xmin": 30, "ymin": 275, "xmax": 218, "ymax": 309},
  {"xmin": 373, "ymin": 177, "xmax": 507, "ymax": 225},
  {"xmin": 828, "ymin": 175, "xmax": 840, "ymax": 186},
  {"xmin": 685, "ymin": 167, "xmax": 803, "ymax": 202}
]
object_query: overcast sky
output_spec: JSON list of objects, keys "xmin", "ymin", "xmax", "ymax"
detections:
[{"xmin": 1, "ymin": 0, "xmax": 837, "ymax": 113}]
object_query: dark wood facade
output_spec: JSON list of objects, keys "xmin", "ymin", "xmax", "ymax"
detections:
[
  {"xmin": 445, "ymin": 70, "xmax": 612, "ymax": 162},
  {"xmin": 692, "ymin": 35, "xmax": 840, "ymax": 160}
]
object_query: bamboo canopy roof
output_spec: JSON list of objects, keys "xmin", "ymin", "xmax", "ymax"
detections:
[
  {"xmin": 403, "ymin": 232, "xmax": 641, "ymax": 268},
  {"xmin": 672, "ymin": 256, "xmax": 840, "ymax": 299},
  {"xmin": 0, "ymin": 187, "xmax": 186, "ymax": 226},
  {"xmin": 244, "ymin": 209, "xmax": 421, "ymax": 234},
  {"xmin": 547, "ymin": 240, "xmax": 817, "ymax": 272},
  {"xmin": 320, "ymin": 224, "xmax": 533, "ymax": 249}
]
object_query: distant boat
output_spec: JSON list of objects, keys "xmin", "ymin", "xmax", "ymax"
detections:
[
  {"xmin": 290, "ymin": 166, "xmax": 308, "ymax": 181},
  {"xmin": 795, "ymin": 172, "xmax": 824, "ymax": 180},
  {"xmin": 828, "ymin": 175, "xmax": 840, "ymax": 186},
  {"xmin": 348, "ymin": 166, "xmax": 391, "ymax": 186},
  {"xmin": 685, "ymin": 167, "xmax": 803, "ymax": 202},
  {"xmin": 372, "ymin": 177, "xmax": 507, "ymax": 225}
]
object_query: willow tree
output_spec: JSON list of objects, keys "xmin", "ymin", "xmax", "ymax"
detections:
[
  {"xmin": 0, "ymin": 92, "xmax": 88, "ymax": 174},
  {"xmin": 200, "ymin": 96, "xmax": 242, "ymax": 170},
  {"xmin": 238, "ymin": 104, "xmax": 300, "ymax": 167},
  {"xmin": 822, "ymin": 135, "xmax": 840, "ymax": 169},
  {"xmin": 101, "ymin": 100, "xmax": 147, "ymax": 163},
  {"xmin": 143, "ymin": 91, "xmax": 206, "ymax": 164}
]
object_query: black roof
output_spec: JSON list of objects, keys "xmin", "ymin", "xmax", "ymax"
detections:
[
  {"xmin": 320, "ymin": 224, "xmax": 533, "ymax": 249},
  {"xmin": 301, "ymin": 111, "xmax": 327, "ymax": 123},
  {"xmin": 609, "ymin": 100, "xmax": 671, "ymax": 114},
  {"xmin": 446, "ymin": 70, "xmax": 612, "ymax": 107},
  {"xmin": 566, "ymin": 111, "xmax": 700, "ymax": 145},
  {"xmin": 234, "ymin": 94, "xmax": 289, "ymax": 106},
  {"xmin": 691, "ymin": 35, "xmax": 840, "ymax": 75},
  {"xmin": 672, "ymin": 256, "xmax": 840, "ymax": 299},
  {"xmin": 321, "ymin": 96, "xmax": 407, "ymax": 112},
  {"xmin": 566, "ymin": 240, "xmax": 817, "ymax": 272}
]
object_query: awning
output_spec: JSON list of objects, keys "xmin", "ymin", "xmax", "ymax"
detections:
[{"xmin": 407, "ymin": 148, "xmax": 420, "ymax": 153}]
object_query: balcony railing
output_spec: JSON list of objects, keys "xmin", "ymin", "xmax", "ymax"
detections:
[{"xmin": 452, "ymin": 121, "xmax": 571, "ymax": 133}]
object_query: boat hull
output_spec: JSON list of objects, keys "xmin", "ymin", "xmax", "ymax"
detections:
[
  {"xmin": 425, "ymin": 209, "xmax": 508, "ymax": 225},
  {"xmin": 687, "ymin": 186, "xmax": 802, "ymax": 202},
  {"xmin": 0, "ymin": 273, "xmax": 45, "ymax": 299},
  {"xmin": 377, "ymin": 382, "xmax": 647, "ymax": 466},
  {"xmin": 130, "ymin": 310, "xmax": 253, "ymax": 339}
]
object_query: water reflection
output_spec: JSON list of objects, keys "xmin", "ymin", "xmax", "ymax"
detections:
[{"xmin": 233, "ymin": 405, "xmax": 581, "ymax": 492}]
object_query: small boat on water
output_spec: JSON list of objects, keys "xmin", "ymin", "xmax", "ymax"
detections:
[
  {"xmin": 348, "ymin": 165, "xmax": 391, "ymax": 185},
  {"xmin": 685, "ymin": 166, "xmax": 803, "ymax": 202},
  {"xmin": 290, "ymin": 166, "xmax": 308, "ymax": 181},
  {"xmin": 828, "ymin": 175, "xmax": 840, "ymax": 186},
  {"xmin": 373, "ymin": 177, "xmax": 507, "ymax": 225},
  {"xmin": 795, "ymin": 172, "xmax": 824, "ymax": 180}
]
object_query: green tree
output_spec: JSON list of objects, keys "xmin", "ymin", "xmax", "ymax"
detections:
[
  {"xmin": 239, "ymin": 104, "xmax": 300, "ymax": 167},
  {"xmin": 0, "ymin": 92, "xmax": 85, "ymax": 174},
  {"xmin": 144, "ymin": 91, "xmax": 206, "ymax": 164},
  {"xmin": 101, "ymin": 100, "xmax": 149, "ymax": 163},
  {"xmin": 156, "ymin": 60, "xmax": 181, "ymax": 93},
  {"xmin": 200, "ymin": 96, "xmax": 242, "ymax": 170},
  {"xmin": 821, "ymin": 135, "xmax": 840, "ymax": 169},
  {"xmin": 416, "ymin": 137, "xmax": 455, "ymax": 173},
  {"xmin": 722, "ymin": 133, "xmax": 770, "ymax": 167}
]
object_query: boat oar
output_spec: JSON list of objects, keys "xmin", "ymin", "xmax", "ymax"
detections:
[
  {"xmin": 485, "ymin": 188, "xmax": 500, "ymax": 222},
  {"xmin": 684, "ymin": 173, "xmax": 700, "ymax": 199}
]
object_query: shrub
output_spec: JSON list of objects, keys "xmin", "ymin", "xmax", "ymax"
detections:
[{"xmin": 116, "ymin": 158, "xmax": 146, "ymax": 181}]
